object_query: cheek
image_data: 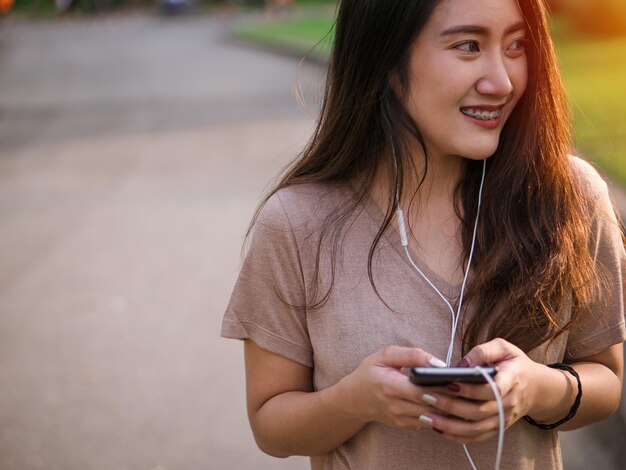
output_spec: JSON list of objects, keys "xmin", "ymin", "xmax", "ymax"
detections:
[
  {"xmin": 408, "ymin": 67, "xmax": 464, "ymax": 115},
  {"xmin": 406, "ymin": 51, "xmax": 461, "ymax": 105},
  {"xmin": 511, "ymin": 59, "xmax": 528, "ymax": 100}
]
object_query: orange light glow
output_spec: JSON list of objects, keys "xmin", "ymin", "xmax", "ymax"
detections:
[{"xmin": 0, "ymin": 0, "xmax": 14, "ymax": 14}]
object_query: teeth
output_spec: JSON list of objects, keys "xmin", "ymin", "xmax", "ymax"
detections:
[{"xmin": 461, "ymin": 108, "xmax": 501, "ymax": 120}]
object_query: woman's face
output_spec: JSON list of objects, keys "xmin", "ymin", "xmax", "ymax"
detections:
[{"xmin": 403, "ymin": 0, "xmax": 528, "ymax": 164}]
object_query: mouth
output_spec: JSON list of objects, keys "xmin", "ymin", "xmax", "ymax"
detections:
[
  {"xmin": 460, "ymin": 107, "xmax": 502, "ymax": 121},
  {"xmin": 460, "ymin": 106, "xmax": 504, "ymax": 129}
]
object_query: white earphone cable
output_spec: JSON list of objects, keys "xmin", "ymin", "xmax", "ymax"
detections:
[
  {"xmin": 446, "ymin": 160, "xmax": 487, "ymax": 366},
  {"xmin": 394, "ymin": 159, "xmax": 504, "ymax": 470},
  {"xmin": 463, "ymin": 366, "xmax": 505, "ymax": 470},
  {"xmin": 396, "ymin": 159, "xmax": 486, "ymax": 366}
]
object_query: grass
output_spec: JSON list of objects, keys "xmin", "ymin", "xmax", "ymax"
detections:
[
  {"xmin": 555, "ymin": 30, "xmax": 626, "ymax": 185},
  {"xmin": 235, "ymin": 13, "xmax": 335, "ymax": 56},
  {"xmin": 234, "ymin": 12, "xmax": 626, "ymax": 187}
]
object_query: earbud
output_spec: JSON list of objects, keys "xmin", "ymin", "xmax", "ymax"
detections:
[{"xmin": 396, "ymin": 208, "xmax": 409, "ymax": 247}]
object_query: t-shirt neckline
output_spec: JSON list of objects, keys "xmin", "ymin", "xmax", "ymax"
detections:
[{"xmin": 350, "ymin": 181, "xmax": 464, "ymax": 300}]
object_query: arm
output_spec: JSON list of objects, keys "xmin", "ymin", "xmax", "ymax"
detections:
[
  {"xmin": 244, "ymin": 340, "xmax": 363, "ymax": 457},
  {"xmin": 528, "ymin": 342, "xmax": 623, "ymax": 431},
  {"xmin": 244, "ymin": 339, "xmax": 447, "ymax": 457},
  {"xmin": 409, "ymin": 338, "xmax": 624, "ymax": 443}
]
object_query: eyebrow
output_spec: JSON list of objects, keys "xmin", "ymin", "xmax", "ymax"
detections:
[{"xmin": 440, "ymin": 21, "xmax": 527, "ymax": 37}]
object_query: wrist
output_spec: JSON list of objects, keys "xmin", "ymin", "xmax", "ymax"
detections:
[
  {"xmin": 527, "ymin": 363, "xmax": 578, "ymax": 424},
  {"xmin": 320, "ymin": 374, "xmax": 371, "ymax": 427}
]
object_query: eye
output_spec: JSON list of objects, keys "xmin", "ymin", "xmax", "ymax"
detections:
[
  {"xmin": 508, "ymin": 38, "xmax": 528, "ymax": 54},
  {"xmin": 454, "ymin": 41, "xmax": 480, "ymax": 53}
]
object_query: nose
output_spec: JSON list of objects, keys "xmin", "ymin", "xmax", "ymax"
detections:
[{"xmin": 475, "ymin": 53, "xmax": 514, "ymax": 97}]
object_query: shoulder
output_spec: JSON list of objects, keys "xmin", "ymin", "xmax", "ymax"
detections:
[
  {"xmin": 567, "ymin": 155, "xmax": 620, "ymax": 219},
  {"xmin": 568, "ymin": 156, "xmax": 625, "ymax": 251},
  {"xmin": 568, "ymin": 155, "xmax": 610, "ymax": 202},
  {"xmin": 259, "ymin": 181, "xmax": 355, "ymax": 232}
]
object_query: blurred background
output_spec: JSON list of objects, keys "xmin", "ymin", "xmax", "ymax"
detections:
[{"xmin": 0, "ymin": 0, "xmax": 624, "ymax": 469}]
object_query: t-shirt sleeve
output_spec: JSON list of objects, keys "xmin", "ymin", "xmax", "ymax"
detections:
[
  {"xmin": 564, "ymin": 175, "xmax": 626, "ymax": 361},
  {"xmin": 221, "ymin": 193, "xmax": 313, "ymax": 367}
]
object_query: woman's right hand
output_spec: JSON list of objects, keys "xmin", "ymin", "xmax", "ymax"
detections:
[
  {"xmin": 337, "ymin": 346, "xmax": 448, "ymax": 432},
  {"xmin": 245, "ymin": 340, "xmax": 450, "ymax": 457}
]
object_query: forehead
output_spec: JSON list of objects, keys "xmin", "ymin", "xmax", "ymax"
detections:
[{"xmin": 427, "ymin": 0, "xmax": 525, "ymax": 32}]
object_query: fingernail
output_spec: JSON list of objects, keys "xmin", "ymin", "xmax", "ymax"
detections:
[
  {"xmin": 446, "ymin": 383, "xmax": 461, "ymax": 393},
  {"xmin": 422, "ymin": 393, "xmax": 437, "ymax": 405},
  {"xmin": 457, "ymin": 357, "xmax": 471, "ymax": 367},
  {"xmin": 419, "ymin": 415, "xmax": 434, "ymax": 427},
  {"xmin": 429, "ymin": 357, "xmax": 447, "ymax": 368}
]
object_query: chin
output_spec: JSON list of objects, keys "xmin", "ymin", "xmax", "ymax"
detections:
[
  {"xmin": 459, "ymin": 149, "xmax": 497, "ymax": 161},
  {"xmin": 460, "ymin": 141, "xmax": 500, "ymax": 161}
]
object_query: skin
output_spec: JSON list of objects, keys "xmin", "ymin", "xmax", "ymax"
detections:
[
  {"xmin": 402, "ymin": 0, "xmax": 528, "ymax": 166},
  {"xmin": 244, "ymin": 0, "xmax": 625, "ymax": 457},
  {"xmin": 416, "ymin": 339, "xmax": 623, "ymax": 443},
  {"xmin": 385, "ymin": 0, "xmax": 528, "ymax": 284}
]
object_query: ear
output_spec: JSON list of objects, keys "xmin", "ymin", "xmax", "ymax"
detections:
[{"xmin": 387, "ymin": 68, "xmax": 403, "ymax": 98}]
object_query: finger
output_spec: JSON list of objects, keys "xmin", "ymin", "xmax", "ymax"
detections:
[
  {"xmin": 445, "ymin": 380, "xmax": 516, "ymax": 419},
  {"xmin": 443, "ymin": 382, "xmax": 502, "ymax": 402},
  {"xmin": 388, "ymin": 373, "xmax": 455, "ymax": 408},
  {"xmin": 420, "ymin": 412, "xmax": 501, "ymax": 439},
  {"xmin": 383, "ymin": 400, "xmax": 446, "ymax": 431},
  {"xmin": 384, "ymin": 371, "xmax": 429, "ymax": 404},
  {"xmin": 377, "ymin": 346, "xmax": 446, "ymax": 369},
  {"xmin": 386, "ymin": 397, "xmax": 428, "ymax": 419},
  {"xmin": 420, "ymin": 392, "xmax": 499, "ymax": 421},
  {"xmin": 457, "ymin": 338, "xmax": 519, "ymax": 368},
  {"xmin": 400, "ymin": 414, "xmax": 442, "ymax": 432}
]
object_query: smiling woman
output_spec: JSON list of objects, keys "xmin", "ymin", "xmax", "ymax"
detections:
[
  {"xmin": 400, "ymin": 2, "xmax": 528, "ymax": 164},
  {"xmin": 221, "ymin": 0, "xmax": 626, "ymax": 469}
]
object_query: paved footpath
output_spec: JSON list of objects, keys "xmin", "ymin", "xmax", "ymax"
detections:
[{"xmin": 0, "ymin": 12, "xmax": 623, "ymax": 470}]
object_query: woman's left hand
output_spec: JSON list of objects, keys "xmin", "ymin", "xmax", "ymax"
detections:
[{"xmin": 417, "ymin": 338, "xmax": 543, "ymax": 444}]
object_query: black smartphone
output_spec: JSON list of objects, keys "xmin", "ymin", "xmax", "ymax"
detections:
[{"xmin": 409, "ymin": 366, "xmax": 497, "ymax": 386}]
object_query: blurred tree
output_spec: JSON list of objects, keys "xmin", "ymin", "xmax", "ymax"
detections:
[
  {"xmin": 549, "ymin": 0, "xmax": 626, "ymax": 36},
  {"xmin": 230, "ymin": 0, "xmax": 264, "ymax": 6},
  {"xmin": 0, "ymin": 0, "xmax": 14, "ymax": 13}
]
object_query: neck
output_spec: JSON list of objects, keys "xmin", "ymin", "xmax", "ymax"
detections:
[{"xmin": 371, "ymin": 148, "xmax": 465, "ymax": 212}]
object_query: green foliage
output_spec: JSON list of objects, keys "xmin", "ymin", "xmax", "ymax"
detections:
[
  {"xmin": 11, "ymin": 0, "xmax": 56, "ymax": 16},
  {"xmin": 296, "ymin": 0, "xmax": 335, "ymax": 4},
  {"xmin": 232, "ymin": 0, "xmax": 335, "ymax": 8},
  {"xmin": 11, "ymin": 0, "xmax": 151, "ymax": 15},
  {"xmin": 237, "ymin": 16, "xmax": 334, "ymax": 54},
  {"xmin": 555, "ymin": 27, "xmax": 626, "ymax": 185}
]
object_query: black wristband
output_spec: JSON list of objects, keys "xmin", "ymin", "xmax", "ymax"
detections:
[{"xmin": 523, "ymin": 363, "xmax": 582, "ymax": 430}]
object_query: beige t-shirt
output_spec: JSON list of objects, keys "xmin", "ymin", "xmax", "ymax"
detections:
[{"xmin": 222, "ymin": 157, "xmax": 626, "ymax": 469}]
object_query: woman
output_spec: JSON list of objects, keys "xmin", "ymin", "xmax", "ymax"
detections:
[{"xmin": 222, "ymin": 0, "xmax": 626, "ymax": 468}]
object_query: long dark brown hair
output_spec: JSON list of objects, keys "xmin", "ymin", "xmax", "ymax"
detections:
[{"xmin": 249, "ymin": 0, "xmax": 601, "ymax": 355}]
